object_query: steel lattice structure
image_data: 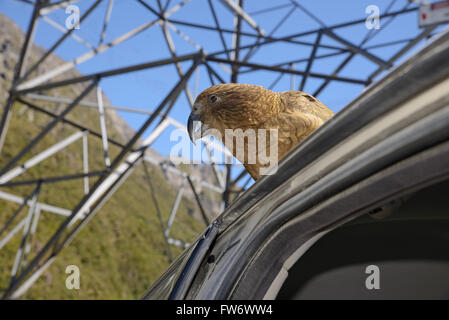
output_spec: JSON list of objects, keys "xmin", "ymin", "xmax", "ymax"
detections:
[{"xmin": 0, "ymin": 0, "xmax": 445, "ymax": 299}]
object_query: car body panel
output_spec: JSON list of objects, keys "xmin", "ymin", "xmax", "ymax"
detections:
[{"xmin": 144, "ymin": 27, "xmax": 449, "ymax": 300}]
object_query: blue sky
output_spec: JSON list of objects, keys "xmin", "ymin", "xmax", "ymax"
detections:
[{"xmin": 0, "ymin": 0, "xmax": 437, "ymax": 172}]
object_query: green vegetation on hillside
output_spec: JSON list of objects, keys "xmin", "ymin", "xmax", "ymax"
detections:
[
  {"xmin": 0, "ymin": 12, "xmax": 215, "ymax": 299},
  {"xmin": 0, "ymin": 97, "xmax": 206, "ymax": 299}
]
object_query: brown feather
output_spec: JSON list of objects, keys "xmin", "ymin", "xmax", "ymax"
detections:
[{"xmin": 193, "ymin": 84, "xmax": 334, "ymax": 180}]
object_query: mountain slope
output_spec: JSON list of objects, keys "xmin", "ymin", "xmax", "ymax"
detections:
[{"xmin": 0, "ymin": 13, "xmax": 211, "ymax": 299}]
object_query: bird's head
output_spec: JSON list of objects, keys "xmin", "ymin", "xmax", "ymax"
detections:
[{"xmin": 187, "ymin": 83, "xmax": 280, "ymax": 143}]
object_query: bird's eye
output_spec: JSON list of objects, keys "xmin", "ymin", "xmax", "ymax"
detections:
[{"xmin": 208, "ymin": 94, "xmax": 218, "ymax": 104}]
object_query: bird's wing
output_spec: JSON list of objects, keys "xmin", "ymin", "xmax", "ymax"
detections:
[
  {"xmin": 259, "ymin": 91, "xmax": 333, "ymax": 162},
  {"xmin": 265, "ymin": 111, "xmax": 324, "ymax": 155},
  {"xmin": 279, "ymin": 90, "xmax": 334, "ymax": 122}
]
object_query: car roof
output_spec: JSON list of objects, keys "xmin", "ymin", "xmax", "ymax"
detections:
[{"xmin": 216, "ymin": 26, "xmax": 449, "ymax": 233}]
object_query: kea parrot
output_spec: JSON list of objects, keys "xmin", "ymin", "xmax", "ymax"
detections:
[{"xmin": 187, "ymin": 83, "xmax": 334, "ymax": 180}]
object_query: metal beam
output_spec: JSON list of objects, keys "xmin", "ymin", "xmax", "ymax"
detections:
[
  {"xmin": 230, "ymin": 0, "xmax": 243, "ymax": 83},
  {"xmin": 136, "ymin": 0, "xmax": 162, "ymax": 18},
  {"xmin": 160, "ymin": 22, "xmax": 195, "ymax": 106},
  {"xmin": 82, "ymin": 134, "xmax": 90, "ymax": 195},
  {"xmin": 248, "ymin": 3, "xmax": 292, "ymax": 16},
  {"xmin": 99, "ymin": 0, "xmax": 114, "ymax": 46},
  {"xmin": 300, "ymin": 31, "xmax": 322, "ymax": 91},
  {"xmin": 268, "ymin": 72, "xmax": 285, "ymax": 90},
  {"xmin": 17, "ymin": 0, "xmax": 102, "ymax": 85},
  {"xmin": 234, "ymin": 37, "xmax": 421, "ymax": 75},
  {"xmin": 230, "ymin": 168, "xmax": 249, "ymax": 187},
  {"xmin": 2, "ymin": 61, "xmax": 199, "ymax": 298},
  {"xmin": 204, "ymin": 62, "xmax": 226, "ymax": 84},
  {"xmin": 41, "ymin": 15, "xmax": 95, "ymax": 50},
  {"xmin": 24, "ymin": 93, "xmax": 157, "ymax": 116},
  {"xmin": 0, "ymin": 188, "xmax": 36, "ymax": 239},
  {"xmin": 186, "ymin": 176, "xmax": 209, "ymax": 227},
  {"xmin": 8, "ymin": 257, "xmax": 56, "ymax": 300},
  {"xmin": 96, "ymin": 86, "xmax": 111, "ymax": 168},
  {"xmin": 166, "ymin": 18, "xmax": 345, "ymax": 52},
  {"xmin": 144, "ymin": 155, "xmax": 224, "ymax": 193},
  {"xmin": 142, "ymin": 160, "xmax": 173, "ymax": 262},
  {"xmin": 208, "ymin": 0, "xmax": 231, "ymax": 60},
  {"xmin": 314, "ymin": 1, "xmax": 412, "ymax": 96},
  {"xmin": 0, "ymin": 217, "xmax": 27, "ymax": 251},
  {"xmin": 368, "ymin": 26, "xmax": 437, "ymax": 82},
  {"xmin": 241, "ymin": 3, "xmax": 296, "ymax": 64},
  {"xmin": 164, "ymin": 183, "xmax": 184, "ymax": 238},
  {"xmin": 323, "ymin": 29, "xmax": 392, "ymax": 69},
  {"xmin": 207, "ymin": 7, "xmax": 418, "ymax": 58},
  {"xmin": 219, "ymin": 0, "xmax": 265, "ymax": 36},
  {"xmin": 9, "ymin": 183, "xmax": 41, "ymax": 287},
  {"xmin": 15, "ymin": 53, "xmax": 199, "ymax": 94},
  {"xmin": 16, "ymin": 97, "xmax": 127, "ymax": 149},
  {"xmin": 206, "ymin": 57, "xmax": 369, "ymax": 85},
  {"xmin": 40, "ymin": 0, "xmax": 80, "ymax": 14},
  {"xmin": 0, "ymin": 0, "xmax": 41, "ymax": 153},
  {"xmin": 0, "ymin": 171, "xmax": 106, "ymax": 188},
  {"xmin": 0, "ymin": 131, "xmax": 87, "ymax": 184},
  {"xmin": 157, "ymin": 22, "xmax": 226, "ymax": 189},
  {"xmin": 0, "ymin": 190, "xmax": 71, "ymax": 216},
  {"xmin": 0, "ymin": 81, "xmax": 97, "ymax": 176},
  {"xmin": 289, "ymin": 0, "xmax": 326, "ymax": 27},
  {"xmin": 290, "ymin": 63, "xmax": 295, "ymax": 90},
  {"xmin": 22, "ymin": 93, "xmax": 233, "ymax": 161},
  {"xmin": 21, "ymin": 205, "xmax": 41, "ymax": 269},
  {"xmin": 16, "ymin": 0, "xmax": 190, "ymax": 91}
]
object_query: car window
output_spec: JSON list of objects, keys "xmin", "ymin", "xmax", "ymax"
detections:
[{"xmin": 277, "ymin": 178, "xmax": 449, "ymax": 300}]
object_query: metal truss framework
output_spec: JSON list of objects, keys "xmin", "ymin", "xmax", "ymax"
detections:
[{"xmin": 0, "ymin": 0, "xmax": 442, "ymax": 299}]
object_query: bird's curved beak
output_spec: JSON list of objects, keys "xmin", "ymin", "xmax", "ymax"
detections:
[
  {"xmin": 188, "ymin": 102, "xmax": 210, "ymax": 145},
  {"xmin": 187, "ymin": 112, "xmax": 201, "ymax": 144},
  {"xmin": 187, "ymin": 113, "xmax": 210, "ymax": 145}
]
